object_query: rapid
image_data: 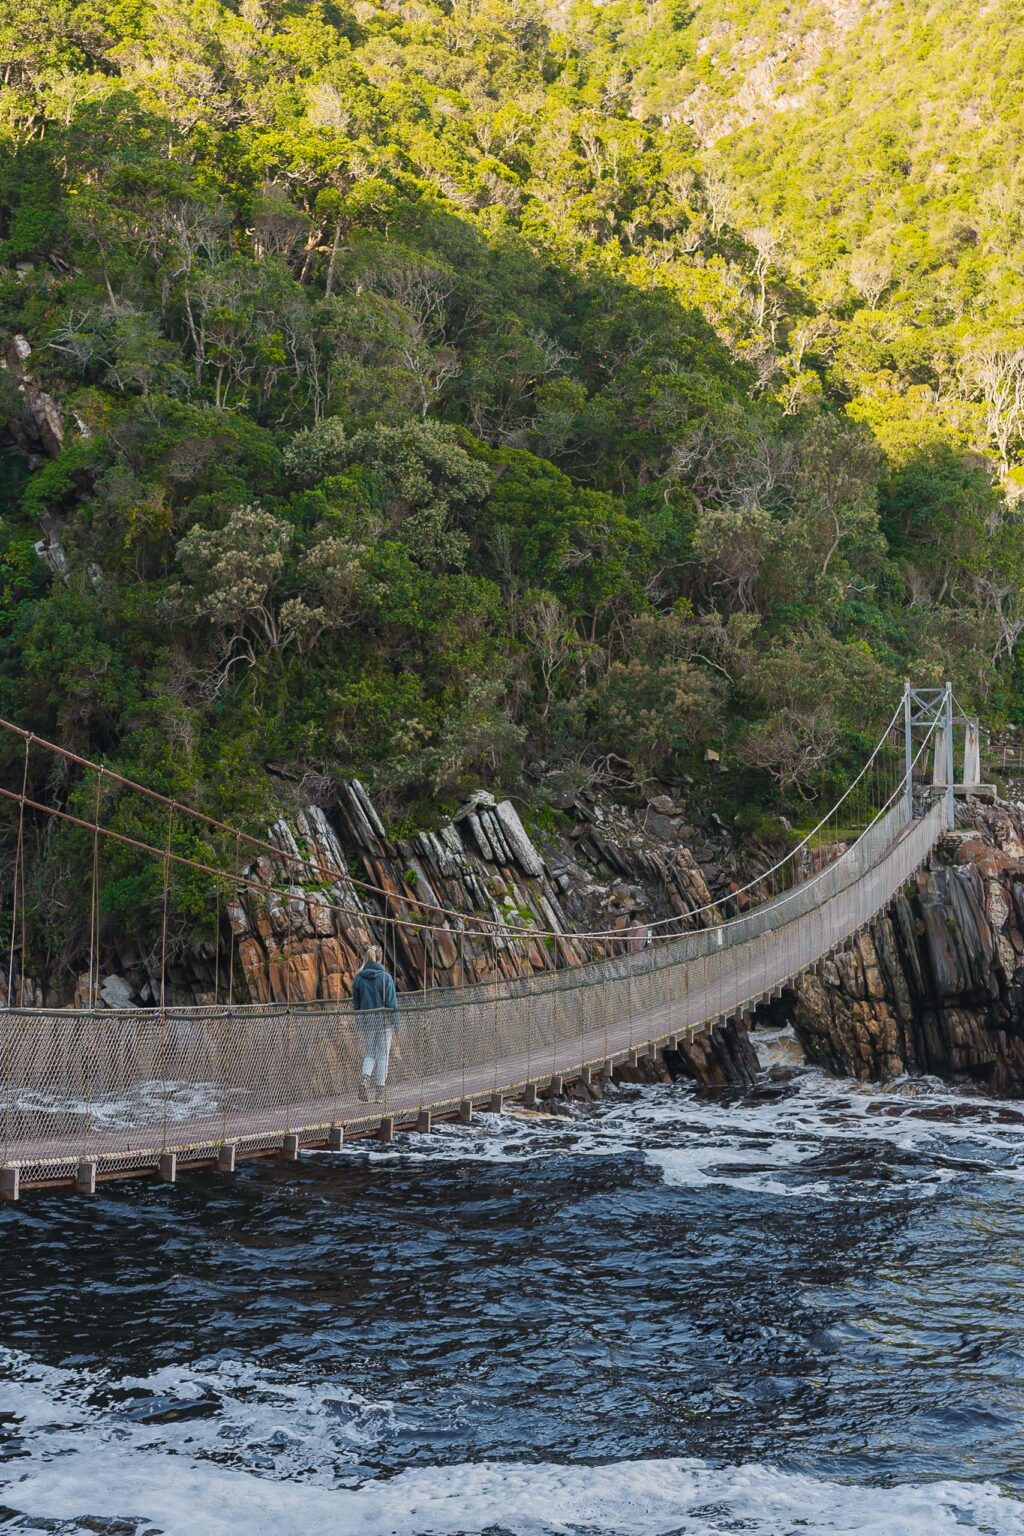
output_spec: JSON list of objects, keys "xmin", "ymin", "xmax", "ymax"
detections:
[{"xmin": 2, "ymin": 1027, "xmax": 1023, "ymax": 1536}]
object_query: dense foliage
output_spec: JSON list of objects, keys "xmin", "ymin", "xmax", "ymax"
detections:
[{"xmin": 0, "ymin": 0, "xmax": 1019, "ymax": 862}]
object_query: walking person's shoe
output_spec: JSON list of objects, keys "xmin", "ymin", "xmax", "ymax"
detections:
[
  {"xmin": 358, "ymin": 1077, "xmax": 370, "ymax": 1103},
  {"xmin": 375, "ymin": 1084, "xmax": 386, "ymax": 1103}
]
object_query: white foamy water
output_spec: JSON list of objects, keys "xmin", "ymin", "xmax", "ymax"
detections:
[
  {"xmin": 2, "ymin": 1345, "xmax": 1021, "ymax": 1536},
  {"xmin": 0, "ymin": 1348, "xmax": 408, "ymax": 1491},
  {"xmin": 15, "ymin": 1078, "xmax": 224, "ymax": 1129},
  {"xmin": 754, "ymin": 1023, "xmax": 807, "ymax": 1068},
  {"xmin": 310, "ymin": 1046, "xmax": 1024, "ymax": 1203},
  {"xmin": 6, "ymin": 1455, "xmax": 1024, "ymax": 1536}
]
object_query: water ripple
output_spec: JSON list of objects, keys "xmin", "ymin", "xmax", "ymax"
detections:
[{"xmin": 2, "ymin": 1056, "xmax": 1023, "ymax": 1533}]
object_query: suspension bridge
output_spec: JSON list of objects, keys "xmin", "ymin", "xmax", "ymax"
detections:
[{"xmin": 0, "ymin": 684, "xmax": 989, "ymax": 1197}]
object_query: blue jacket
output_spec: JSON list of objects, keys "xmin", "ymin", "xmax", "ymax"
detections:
[{"xmin": 352, "ymin": 961, "xmax": 398, "ymax": 1021}]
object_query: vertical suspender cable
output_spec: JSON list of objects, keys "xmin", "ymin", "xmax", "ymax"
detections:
[
  {"xmin": 224, "ymin": 833, "xmax": 238, "ymax": 1151},
  {"xmin": 217, "ymin": 876, "xmax": 228, "ymax": 1151},
  {"xmin": 491, "ymin": 930, "xmax": 499, "ymax": 1098},
  {"xmin": 84, "ymin": 769, "xmax": 102, "ymax": 1165},
  {"xmin": 2, "ymin": 737, "xmax": 28, "ymax": 1168},
  {"xmin": 16, "ymin": 740, "xmax": 31, "ymax": 1008},
  {"xmin": 88, "ymin": 771, "xmax": 102, "ymax": 1011},
  {"xmin": 460, "ymin": 939, "xmax": 468, "ymax": 1105},
  {"xmin": 159, "ymin": 803, "xmax": 174, "ymax": 1156},
  {"xmin": 283, "ymin": 869, "xmax": 294, "ymax": 1135},
  {"xmin": 228, "ymin": 831, "xmax": 239, "ymax": 1009},
  {"xmin": 382, "ymin": 893, "xmax": 391, "ymax": 1114},
  {"xmin": 7, "ymin": 737, "xmax": 29, "ymax": 1006},
  {"xmin": 944, "ymin": 680, "xmax": 955, "ymax": 830},
  {"xmin": 418, "ymin": 928, "xmax": 431, "ymax": 1111},
  {"xmin": 527, "ymin": 945, "xmax": 534, "ymax": 1090},
  {"xmin": 213, "ymin": 886, "xmax": 221, "ymax": 1006}
]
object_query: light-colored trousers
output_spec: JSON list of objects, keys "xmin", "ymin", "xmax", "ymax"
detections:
[{"xmin": 359, "ymin": 1021, "xmax": 394, "ymax": 1088}]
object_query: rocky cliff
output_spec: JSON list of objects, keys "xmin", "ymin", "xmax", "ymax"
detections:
[
  {"xmin": 226, "ymin": 779, "xmax": 738, "ymax": 1004},
  {"xmin": 32, "ymin": 775, "xmax": 766, "ymax": 1089},
  {"xmin": 22, "ymin": 775, "xmax": 766, "ymax": 1017},
  {"xmin": 788, "ymin": 800, "xmax": 1024, "ymax": 1096}
]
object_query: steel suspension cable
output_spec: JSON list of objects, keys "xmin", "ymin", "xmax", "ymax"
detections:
[
  {"xmin": 0, "ymin": 700, "xmax": 906, "ymax": 946},
  {"xmin": 0, "ymin": 697, "xmax": 930, "ymax": 1016}
]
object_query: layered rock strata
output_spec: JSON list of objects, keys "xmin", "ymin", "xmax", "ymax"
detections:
[
  {"xmin": 788, "ymin": 801, "xmax": 1024, "ymax": 1095},
  {"xmin": 0, "ymin": 781, "xmax": 739, "ymax": 1013},
  {"xmin": 227, "ymin": 782, "xmax": 725, "ymax": 1004}
]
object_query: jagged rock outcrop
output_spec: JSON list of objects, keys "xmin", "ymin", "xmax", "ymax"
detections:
[
  {"xmin": 788, "ymin": 801, "xmax": 1024, "ymax": 1095},
  {"xmin": 217, "ymin": 781, "xmax": 768, "ymax": 1088},
  {"xmin": 551, "ymin": 1019, "xmax": 761, "ymax": 1101},
  {"xmin": 227, "ymin": 781, "xmax": 728, "ymax": 1004},
  {"xmin": 228, "ymin": 786, "xmax": 591, "ymax": 1004},
  {"xmin": 2, "ymin": 334, "xmax": 64, "ymax": 462}
]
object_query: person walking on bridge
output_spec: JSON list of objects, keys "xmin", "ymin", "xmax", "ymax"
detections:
[{"xmin": 353, "ymin": 945, "xmax": 399, "ymax": 1103}]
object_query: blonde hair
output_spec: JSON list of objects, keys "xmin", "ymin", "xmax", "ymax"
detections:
[{"xmin": 364, "ymin": 944, "xmax": 383, "ymax": 965}]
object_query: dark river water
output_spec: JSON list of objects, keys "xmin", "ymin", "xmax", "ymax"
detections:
[{"xmin": 2, "ymin": 1028, "xmax": 1023, "ymax": 1535}]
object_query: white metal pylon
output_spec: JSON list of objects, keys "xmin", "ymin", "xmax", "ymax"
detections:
[{"xmin": 903, "ymin": 681, "xmax": 957, "ymax": 830}]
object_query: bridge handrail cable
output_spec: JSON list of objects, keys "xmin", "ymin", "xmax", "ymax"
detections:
[
  {"xmin": 1, "ymin": 711, "xmax": 939, "ymax": 1016},
  {"xmin": 0, "ymin": 700, "xmax": 911, "ymax": 951}
]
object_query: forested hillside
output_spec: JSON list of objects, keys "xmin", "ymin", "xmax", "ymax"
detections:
[{"xmin": 0, "ymin": 0, "xmax": 1020, "ymax": 850}]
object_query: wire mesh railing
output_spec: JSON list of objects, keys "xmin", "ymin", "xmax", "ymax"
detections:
[{"xmin": 1, "ymin": 790, "xmax": 945, "ymax": 1191}]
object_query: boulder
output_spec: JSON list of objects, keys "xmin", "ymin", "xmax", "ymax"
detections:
[{"xmin": 100, "ymin": 974, "xmax": 134, "ymax": 1010}]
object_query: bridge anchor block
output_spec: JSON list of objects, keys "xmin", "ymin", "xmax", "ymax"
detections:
[
  {"xmin": 158, "ymin": 1152, "xmax": 176, "ymax": 1184},
  {"xmin": 326, "ymin": 1126, "xmax": 344, "ymax": 1151},
  {"xmin": 217, "ymin": 1142, "xmax": 237, "ymax": 1173},
  {"xmin": 0, "ymin": 1166, "xmax": 19, "ymax": 1201}
]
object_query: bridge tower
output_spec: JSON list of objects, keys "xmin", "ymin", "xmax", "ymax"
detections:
[
  {"xmin": 903, "ymin": 681, "xmax": 954, "ymax": 829},
  {"xmin": 904, "ymin": 681, "xmax": 989, "ymax": 830}
]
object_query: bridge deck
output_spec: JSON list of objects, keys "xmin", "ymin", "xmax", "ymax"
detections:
[{"xmin": 1, "ymin": 801, "xmax": 944, "ymax": 1193}]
